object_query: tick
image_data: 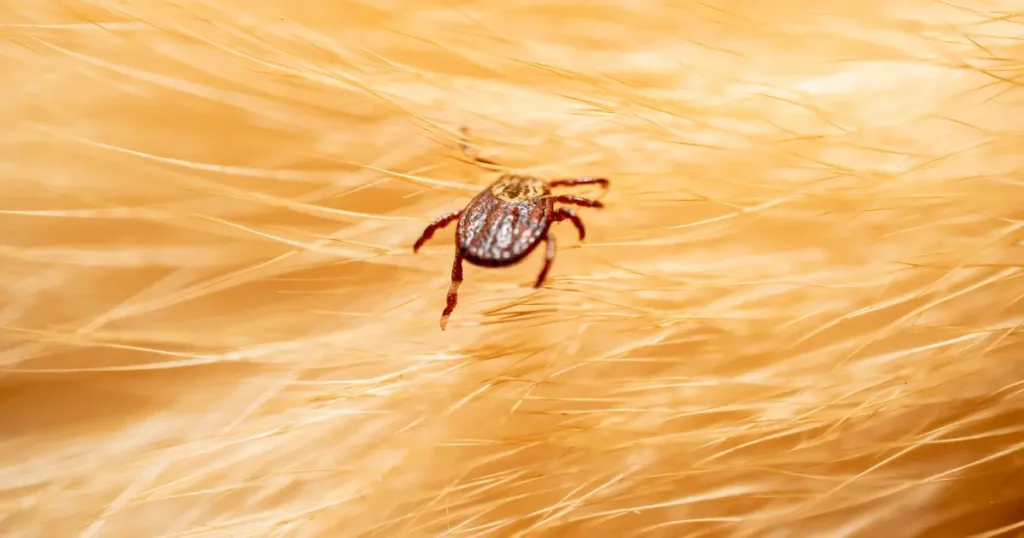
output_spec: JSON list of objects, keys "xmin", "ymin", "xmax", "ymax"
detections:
[{"xmin": 413, "ymin": 129, "xmax": 609, "ymax": 330}]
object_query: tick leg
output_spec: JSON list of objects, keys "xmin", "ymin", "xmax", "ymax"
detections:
[
  {"xmin": 413, "ymin": 211, "xmax": 462, "ymax": 253},
  {"xmin": 552, "ymin": 195, "xmax": 603, "ymax": 209},
  {"xmin": 534, "ymin": 233, "xmax": 557, "ymax": 288},
  {"xmin": 553, "ymin": 208, "xmax": 586, "ymax": 242},
  {"xmin": 548, "ymin": 177, "xmax": 609, "ymax": 191},
  {"xmin": 440, "ymin": 252, "xmax": 465, "ymax": 330},
  {"xmin": 459, "ymin": 126, "xmax": 500, "ymax": 167}
]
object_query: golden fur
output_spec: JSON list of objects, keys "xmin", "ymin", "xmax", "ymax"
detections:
[{"xmin": 2, "ymin": 1, "xmax": 1024, "ymax": 536}]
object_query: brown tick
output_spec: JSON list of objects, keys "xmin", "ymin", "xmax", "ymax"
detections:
[{"xmin": 413, "ymin": 129, "xmax": 609, "ymax": 330}]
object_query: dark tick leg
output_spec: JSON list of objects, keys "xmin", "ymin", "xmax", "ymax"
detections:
[
  {"xmin": 413, "ymin": 211, "xmax": 462, "ymax": 253},
  {"xmin": 534, "ymin": 233, "xmax": 557, "ymax": 288},
  {"xmin": 552, "ymin": 195, "xmax": 603, "ymax": 209},
  {"xmin": 440, "ymin": 252, "xmax": 464, "ymax": 331},
  {"xmin": 548, "ymin": 177, "xmax": 609, "ymax": 191},
  {"xmin": 553, "ymin": 208, "xmax": 586, "ymax": 242},
  {"xmin": 459, "ymin": 126, "xmax": 500, "ymax": 167}
]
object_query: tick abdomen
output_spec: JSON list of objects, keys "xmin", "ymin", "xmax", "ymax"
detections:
[{"xmin": 458, "ymin": 193, "xmax": 552, "ymax": 267}]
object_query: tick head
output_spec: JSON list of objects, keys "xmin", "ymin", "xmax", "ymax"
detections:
[{"xmin": 490, "ymin": 174, "xmax": 550, "ymax": 202}]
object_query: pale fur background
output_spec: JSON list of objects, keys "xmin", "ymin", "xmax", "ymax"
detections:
[{"xmin": 2, "ymin": 1, "xmax": 1024, "ymax": 537}]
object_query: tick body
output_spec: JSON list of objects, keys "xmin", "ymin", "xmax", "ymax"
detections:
[
  {"xmin": 413, "ymin": 129, "xmax": 609, "ymax": 330},
  {"xmin": 458, "ymin": 175, "xmax": 554, "ymax": 267}
]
